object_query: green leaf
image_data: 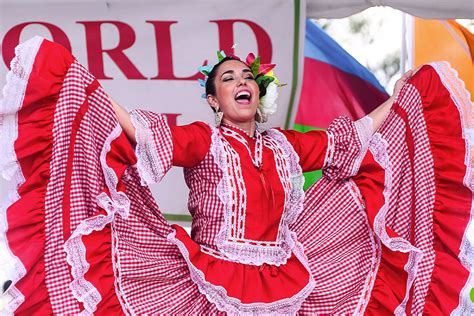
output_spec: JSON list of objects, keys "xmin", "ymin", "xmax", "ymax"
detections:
[
  {"xmin": 217, "ymin": 50, "xmax": 226, "ymax": 62},
  {"xmin": 256, "ymin": 75, "xmax": 274, "ymax": 88},
  {"xmin": 251, "ymin": 56, "xmax": 261, "ymax": 77}
]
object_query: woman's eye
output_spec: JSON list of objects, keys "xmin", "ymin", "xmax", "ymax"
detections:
[
  {"xmin": 223, "ymin": 77, "xmax": 233, "ymax": 82},
  {"xmin": 245, "ymin": 76, "xmax": 255, "ymax": 80}
]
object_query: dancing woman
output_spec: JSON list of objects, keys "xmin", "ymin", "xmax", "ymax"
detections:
[{"xmin": 0, "ymin": 37, "xmax": 473, "ymax": 314}]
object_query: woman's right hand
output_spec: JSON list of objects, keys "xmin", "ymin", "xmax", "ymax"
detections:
[{"xmin": 393, "ymin": 70, "xmax": 414, "ymax": 99}]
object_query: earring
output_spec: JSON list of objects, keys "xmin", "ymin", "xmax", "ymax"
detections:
[
  {"xmin": 256, "ymin": 106, "xmax": 267, "ymax": 123},
  {"xmin": 215, "ymin": 108, "xmax": 223, "ymax": 126}
]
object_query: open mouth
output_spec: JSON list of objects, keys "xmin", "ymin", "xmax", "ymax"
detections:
[{"xmin": 234, "ymin": 90, "xmax": 252, "ymax": 105}]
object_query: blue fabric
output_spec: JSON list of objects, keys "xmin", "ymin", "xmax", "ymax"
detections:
[{"xmin": 304, "ymin": 19, "xmax": 386, "ymax": 94}]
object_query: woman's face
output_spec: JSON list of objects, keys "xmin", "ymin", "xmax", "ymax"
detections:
[{"xmin": 207, "ymin": 60, "xmax": 260, "ymax": 125}]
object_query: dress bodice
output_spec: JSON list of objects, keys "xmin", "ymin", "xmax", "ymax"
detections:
[
  {"xmin": 129, "ymin": 109, "xmax": 372, "ymax": 313},
  {"xmin": 184, "ymin": 125, "xmax": 305, "ymax": 265}
]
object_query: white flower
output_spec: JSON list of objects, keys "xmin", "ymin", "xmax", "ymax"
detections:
[{"xmin": 259, "ymin": 81, "xmax": 278, "ymax": 119}]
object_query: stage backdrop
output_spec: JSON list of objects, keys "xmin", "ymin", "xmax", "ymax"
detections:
[{"xmin": 0, "ymin": 0, "xmax": 306, "ymax": 224}]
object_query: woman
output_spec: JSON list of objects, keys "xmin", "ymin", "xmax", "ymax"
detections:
[{"xmin": 0, "ymin": 36, "xmax": 472, "ymax": 315}]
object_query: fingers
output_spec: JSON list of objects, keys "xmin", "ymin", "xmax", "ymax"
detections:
[
  {"xmin": 393, "ymin": 68, "xmax": 419, "ymax": 98},
  {"xmin": 413, "ymin": 66, "xmax": 422, "ymax": 76},
  {"xmin": 401, "ymin": 70, "xmax": 413, "ymax": 81},
  {"xmin": 402, "ymin": 66, "xmax": 423, "ymax": 81}
]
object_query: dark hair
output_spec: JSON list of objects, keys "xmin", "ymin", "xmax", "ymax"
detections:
[{"xmin": 205, "ymin": 56, "xmax": 246, "ymax": 99}]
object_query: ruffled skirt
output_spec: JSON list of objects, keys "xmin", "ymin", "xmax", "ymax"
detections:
[{"xmin": 1, "ymin": 37, "xmax": 473, "ymax": 315}]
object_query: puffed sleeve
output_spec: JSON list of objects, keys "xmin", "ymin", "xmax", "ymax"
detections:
[
  {"xmin": 281, "ymin": 116, "xmax": 374, "ymax": 179},
  {"xmin": 129, "ymin": 109, "xmax": 211, "ymax": 185},
  {"xmin": 170, "ymin": 122, "xmax": 212, "ymax": 168}
]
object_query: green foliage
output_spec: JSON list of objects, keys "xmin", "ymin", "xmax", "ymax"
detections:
[
  {"xmin": 379, "ymin": 51, "xmax": 401, "ymax": 81},
  {"xmin": 250, "ymin": 56, "xmax": 261, "ymax": 77},
  {"xmin": 349, "ymin": 17, "xmax": 369, "ymax": 34},
  {"xmin": 256, "ymin": 75, "xmax": 274, "ymax": 89}
]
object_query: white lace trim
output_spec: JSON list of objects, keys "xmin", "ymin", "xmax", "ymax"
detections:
[
  {"xmin": 349, "ymin": 116, "xmax": 374, "ymax": 177},
  {"xmin": 110, "ymin": 203, "xmax": 133, "ymax": 316},
  {"xmin": 64, "ymin": 124, "xmax": 132, "ymax": 315},
  {"xmin": 212, "ymin": 125, "xmax": 261, "ymax": 264},
  {"xmin": 211, "ymin": 126, "xmax": 307, "ymax": 266},
  {"xmin": 368, "ymin": 133, "xmax": 423, "ymax": 315},
  {"xmin": 221, "ymin": 126, "xmax": 263, "ymax": 168},
  {"xmin": 324, "ymin": 117, "xmax": 371, "ymax": 178},
  {"xmin": 167, "ymin": 229, "xmax": 315, "ymax": 314},
  {"xmin": 323, "ymin": 131, "xmax": 335, "ymax": 168},
  {"xmin": 347, "ymin": 180, "xmax": 382, "ymax": 314},
  {"xmin": 264, "ymin": 129, "xmax": 307, "ymax": 263},
  {"xmin": 214, "ymin": 125, "xmax": 247, "ymax": 243},
  {"xmin": 266, "ymin": 129, "xmax": 305, "ymax": 225},
  {"xmin": 0, "ymin": 36, "xmax": 43, "ymax": 313},
  {"xmin": 429, "ymin": 62, "xmax": 474, "ymax": 315},
  {"xmin": 354, "ymin": 116, "xmax": 374, "ymax": 145},
  {"xmin": 129, "ymin": 110, "xmax": 171, "ymax": 186}
]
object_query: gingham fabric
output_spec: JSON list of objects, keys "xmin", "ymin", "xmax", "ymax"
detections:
[{"xmin": 1, "ymin": 37, "xmax": 473, "ymax": 315}]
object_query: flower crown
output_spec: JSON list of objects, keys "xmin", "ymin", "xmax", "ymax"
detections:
[{"xmin": 198, "ymin": 51, "xmax": 280, "ymax": 123}]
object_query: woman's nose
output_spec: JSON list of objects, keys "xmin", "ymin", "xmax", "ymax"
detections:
[{"xmin": 237, "ymin": 76, "xmax": 247, "ymax": 86}]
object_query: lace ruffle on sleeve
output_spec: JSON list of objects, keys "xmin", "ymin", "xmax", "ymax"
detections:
[
  {"xmin": 129, "ymin": 109, "xmax": 173, "ymax": 185},
  {"xmin": 323, "ymin": 116, "xmax": 374, "ymax": 180}
]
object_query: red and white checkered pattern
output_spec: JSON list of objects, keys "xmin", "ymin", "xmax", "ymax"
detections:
[
  {"xmin": 3, "ymin": 38, "xmax": 472, "ymax": 315},
  {"xmin": 43, "ymin": 61, "xmax": 111, "ymax": 314},
  {"xmin": 184, "ymin": 140, "xmax": 224, "ymax": 248},
  {"xmin": 293, "ymin": 178, "xmax": 378, "ymax": 314},
  {"xmin": 84, "ymin": 103, "xmax": 374, "ymax": 313},
  {"xmin": 379, "ymin": 83, "xmax": 437, "ymax": 314},
  {"xmin": 129, "ymin": 110, "xmax": 173, "ymax": 185},
  {"xmin": 325, "ymin": 116, "xmax": 364, "ymax": 180}
]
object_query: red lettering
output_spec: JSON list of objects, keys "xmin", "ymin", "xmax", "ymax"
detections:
[
  {"xmin": 210, "ymin": 19, "xmax": 272, "ymax": 63},
  {"xmin": 2, "ymin": 22, "xmax": 71, "ymax": 68},
  {"xmin": 147, "ymin": 21, "xmax": 205, "ymax": 80},
  {"xmin": 162, "ymin": 113, "xmax": 181, "ymax": 126},
  {"xmin": 77, "ymin": 21, "xmax": 146, "ymax": 80}
]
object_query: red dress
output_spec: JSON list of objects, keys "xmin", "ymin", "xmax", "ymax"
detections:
[
  {"xmin": 1, "ymin": 36, "xmax": 473, "ymax": 315},
  {"xmin": 126, "ymin": 102, "xmax": 371, "ymax": 313}
]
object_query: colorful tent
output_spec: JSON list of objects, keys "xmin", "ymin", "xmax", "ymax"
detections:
[{"xmin": 294, "ymin": 19, "xmax": 389, "ymax": 188}]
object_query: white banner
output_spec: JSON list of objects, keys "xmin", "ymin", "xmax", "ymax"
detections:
[{"xmin": 0, "ymin": 0, "xmax": 306, "ymax": 222}]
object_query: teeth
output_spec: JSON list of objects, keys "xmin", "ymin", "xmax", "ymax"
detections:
[{"xmin": 236, "ymin": 91, "xmax": 250, "ymax": 98}]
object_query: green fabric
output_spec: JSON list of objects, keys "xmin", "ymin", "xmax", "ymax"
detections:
[
  {"xmin": 284, "ymin": 0, "xmax": 301, "ymax": 129},
  {"xmin": 293, "ymin": 123, "xmax": 326, "ymax": 189},
  {"xmin": 164, "ymin": 213, "xmax": 192, "ymax": 222}
]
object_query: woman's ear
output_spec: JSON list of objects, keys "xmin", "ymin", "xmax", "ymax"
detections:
[{"xmin": 207, "ymin": 94, "xmax": 219, "ymax": 111}]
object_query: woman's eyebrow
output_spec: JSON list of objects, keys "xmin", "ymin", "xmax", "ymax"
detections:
[{"xmin": 221, "ymin": 70, "xmax": 235, "ymax": 78}]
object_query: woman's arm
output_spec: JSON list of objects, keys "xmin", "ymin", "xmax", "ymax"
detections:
[
  {"xmin": 368, "ymin": 69, "xmax": 414, "ymax": 131},
  {"xmin": 109, "ymin": 97, "xmax": 137, "ymax": 146},
  {"xmin": 281, "ymin": 70, "xmax": 416, "ymax": 177},
  {"xmin": 108, "ymin": 97, "xmax": 211, "ymax": 172}
]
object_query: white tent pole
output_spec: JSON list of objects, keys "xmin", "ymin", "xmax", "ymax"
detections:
[
  {"xmin": 407, "ymin": 14, "xmax": 414, "ymax": 70},
  {"xmin": 401, "ymin": 12, "xmax": 407, "ymax": 74}
]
